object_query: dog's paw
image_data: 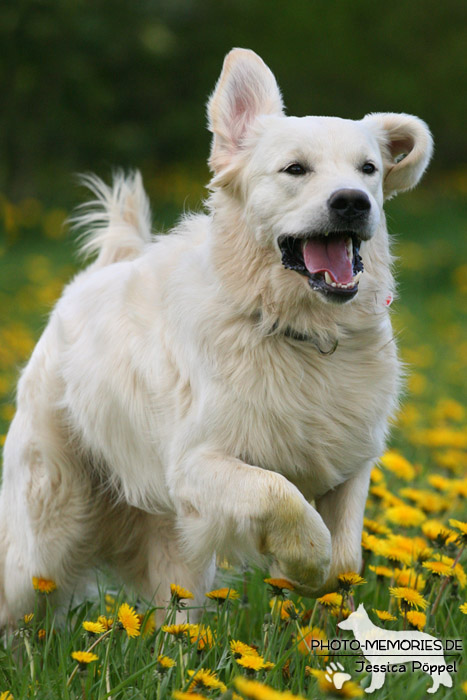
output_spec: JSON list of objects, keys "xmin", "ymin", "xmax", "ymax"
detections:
[
  {"xmin": 265, "ymin": 496, "xmax": 331, "ymax": 592},
  {"xmin": 325, "ymin": 662, "xmax": 352, "ymax": 690}
]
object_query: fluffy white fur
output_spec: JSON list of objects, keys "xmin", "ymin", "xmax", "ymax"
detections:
[{"xmin": 0, "ymin": 49, "xmax": 433, "ymax": 624}]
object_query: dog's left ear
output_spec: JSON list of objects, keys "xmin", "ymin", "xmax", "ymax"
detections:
[
  {"xmin": 363, "ymin": 113, "xmax": 433, "ymax": 199},
  {"xmin": 208, "ymin": 48, "xmax": 284, "ymax": 183}
]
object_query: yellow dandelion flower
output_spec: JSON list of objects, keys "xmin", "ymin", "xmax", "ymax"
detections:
[
  {"xmin": 394, "ymin": 567, "xmax": 425, "ymax": 591},
  {"xmin": 82, "ymin": 620, "xmax": 106, "ymax": 635},
  {"xmin": 173, "ymin": 692, "xmax": 208, "ymax": 700},
  {"xmin": 170, "ymin": 583, "xmax": 194, "ymax": 601},
  {"xmin": 449, "ymin": 519, "xmax": 467, "ymax": 544},
  {"xmin": 370, "ymin": 484, "xmax": 405, "ymax": 507},
  {"xmin": 37, "ymin": 629, "xmax": 46, "ymax": 641},
  {"xmin": 188, "ymin": 624, "xmax": 214, "ymax": 650},
  {"xmin": 459, "ymin": 602, "xmax": 467, "ymax": 614},
  {"xmin": 157, "ymin": 654, "xmax": 176, "ymax": 669},
  {"xmin": 117, "ymin": 602, "xmax": 141, "ymax": 638},
  {"xmin": 0, "ymin": 693, "xmax": 14, "ymax": 700},
  {"xmin": 363, "ymin": 518, "xmax": 390, "ymax": 535},
  {"xmin": 413, "ymin": 428, "xmax": 467, "ymax": 449},
  {"xmin": 423, "ymin": 560, "xmax": 454, "ymax": 577},
  {"xmin": 205, "ymin": 587, "xmax": 240, "ymax": 603},
  {"xmin": 421, "ymin": 519, "xmax": 457, "ymax": 544},
  {"xmin": 329, "ymin": 605, "xmax": 351, "ymax": 619},
  {"xmin": 317, "ymin": 592, "xmax": 343, "ymax": 607},
  {"xmin": 270, "ymin": 597, "xmax": 300, "ymax": 621},
  {"xmin": 264, "ymin": 577, "xmax": 295, "ymax": 594},
  {"xmin": 462, "ymin": 680, "xmax": 467, "ymax": 697},
  {"xmin": 435, "ymin": 556, "xmax": 466, "ymax": 588},
  {"xmin": 296, "ymin": 625, "xmax": 327, "ymax": 656},
  {"xmin": 309, "ymin": 668, "xmax": 363, "ymax": 697},
  {"xmin": 369, "ymin": 565, "xmax": 394, "ymax": 579},
  {"xmin": 386, "ymin": 504, "xmax": 426, "ymax": 527},
  {"xmin": 234, "ymin": 676, "xmax": 306, "ymax": 699},
  {"xmin": 162, "ymin": 623, "xmax": 191, "ymax": 638},
  {"xmin": 450, "ymin": 478, "xmax": 467, "ymax": 498},
  {"xmin": 427, "ymin": 474, "xmax": 453, "ymax": 492},
  {"xmin": 389, "ymin": 586, "xmax": 428, "ymax": 610},
  {"xmin": 380, "ymin": 451, "xmax": 415, "ymax": 481},
  {"xmin": 337, "ymin": 572, "xmax": 366, "ymax": 591},
  {"xmin": 32, "ymin": 577, "xmax": 56, "ymax": 594},
  {"xmin": 361, "ymin": 531, "xmax": 386, "ymax": 555},
  {"xmin": 236, "ymin": 654, "xmax": 273, "ymax": 671},
  {"xmin": 71, "ymin": 651, "xmax": 99, "ymax": 664},
  {"xmin": 23, "ymin": 613, "xmax": 34, "ymax": 624},
  {"xmin": 433, "ymin": 398, "xmax": 465, "ymax": 423},
  {"xmin": 97, "ymin": 615, "xmax": 113, "ymax": 630},
  {"xmin": 230, "ymin": 639, "xmax": 260, "ymax": 658},
  {"xmin": 370, "ymin": 467, "xmax": 385, "ymax": 483},
  {"xmin": 372, "ymin": 609, "xmax": 397, "ymax": 622},
  {"xmin": 105, "ymin": 593, "xmax": 116, "ymax": 613},
  {"xmin": 399, "ymin": 488, "xmax": 449, "ymax": 514},
  {"xmin": 407, "ymin": 611, "xmax": 426, "ymax": 630},
  {"xmin": 434, "ymin": 449, "xmax": 466, "ymax": 473},
  {"xmin": 187, "ymin": 668, "xmax": 226, "ymax": 693},
  {"xmin": 379, "ymin": 534, "xmax": 428, "ymax": 566},
  {"xmin": 137, "ymin": 612, "xmax": 156, "ymax": 637}
]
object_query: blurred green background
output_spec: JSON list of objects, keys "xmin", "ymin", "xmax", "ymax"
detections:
[{"xmin": 1, "ymin": 0, "xmax": 466, "ymax": 206}]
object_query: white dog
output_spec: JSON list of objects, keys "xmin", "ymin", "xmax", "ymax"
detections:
[{"xmin": 0, "ymin": 49, "xmax": 432, "ymax": 623}]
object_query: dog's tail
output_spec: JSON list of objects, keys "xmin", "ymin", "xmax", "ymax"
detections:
[{"xmin": 72, "ymin": 171, "xmax": 152, "ymax": 267}]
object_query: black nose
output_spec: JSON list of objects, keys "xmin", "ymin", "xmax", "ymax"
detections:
[{"xmin": 328, "ymin": 189, "xmax": 371, "ymax": 220}]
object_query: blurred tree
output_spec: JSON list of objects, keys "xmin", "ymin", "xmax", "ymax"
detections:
[{"xmin": 0, "ymin": 0, "xmax": 465, "ymax": 204}]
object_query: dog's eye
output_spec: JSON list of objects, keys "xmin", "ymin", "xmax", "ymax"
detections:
[
  {"xmin": 282, "ymin": 163, "xmax": 308, "ymax": 176},
  {"xmin": 361, "ymin": 162, "xmax": 376, "ymax": 175}
]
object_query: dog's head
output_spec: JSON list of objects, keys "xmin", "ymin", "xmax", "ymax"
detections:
[{"xmin": 207, "ymin": 49, "xmax": 432, "ymax": 308}]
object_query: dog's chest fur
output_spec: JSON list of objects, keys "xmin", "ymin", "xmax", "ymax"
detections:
[{"xmin": 174, "ymin": 311, "xmax": 399, "ymax": 501}]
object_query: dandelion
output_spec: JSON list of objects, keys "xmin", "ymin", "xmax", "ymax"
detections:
[
  {"xmin": 270, "ymin": 597, "xmax": 300, "ymax": 621},
  {"xmin": 187, "ymin": 668, "xmax": 227, "ymax": 693},
  {"xmin": 449, "ymin": 519, "xmax": 467, "ymax": 545},
  {"xmin": 0, "ymin": 693, "xmax": 13, "ymax": 700},
  {"xmin": 296, "ymin": 625, "xmax": 327, "ymax": 657},
  {"xmin": 317, "ymin": 592, "xmax": 343, "ymax": 607},
  {"xmin": 372, "ymin": 609, "xmax": 397, "ymax": 622},
  {"xmin": 23, "ymin": 613, "xmax": 34, "ymax": 624},
  {"xmin": 188, "ymin": 624, "xmax": 214, "ymax": 650},
  {"xmin": 361, "ymin": 531, "xmax": 386, "ymax": 555},
  {"xmin": 363, "ymin": 518, "xmax": 390, "ymax": 535},
  {"xmin": 97, "ymin": 615, "xmax": 113, "ymax": 630},
  {"xmin": 157, "ymin": 654, "xmax": 176, "ymax": 670},
  {"xmin": 162, "ymin": 623, "xmax": 191, "ymax": 639},
  {"xmin": 173, "ymin": 692, "xmax": 208, "ymax": 700},
  {"xmin": 234, "ymin": 676, "xmax": 306, "ymax": 699},
  {"xmin": 386, "ymin": 504, "xmax": 426, "ymax": 527},
  {"xmin": 423, "ymin": 560, "xmax": 454, "ymax": 578},
  {"xmin": 389, "ymin": 586, "xmax": 428, "ymax": 610},
  {"xmin": 71, "ymin": 651, "xmax": 99, "ymax": 665},
  {"xmin": 117, "ymin": 602, "xmax": 141, "ymax": 638},
  {"xmin": 427, "ymin": 474, "xmax": 453, "ymax": 492},
  {"xmin": 407, "ymin": 611, "xmax": 426, "ymax": 630},
  {"xmin": 337, "ymin": 572, "xmax": 366, "ymax": 592},
  {"xmin": 236, "ymin": 655, "xmax": 274, "ymax": 672},
  {"xmin": 459, "ymin": 602, "xmax": 467, "ymax": 614},
  {"xmin": 230, "ymin": 639, "xmax": 260, "ymax": 658},
  {"xmin": 137, "ymin": 612, "xmax": 156, "ymax": 637},
  {"xmin": 264, "ymin": 577, "xmax": 294, "ymax": 595},
  {"xmin": 37, "ymin": 629, "xmax": 46, "ymax": 641},
  {"xmin": 82, "ymin": 620, "xmax": 106, "ymax": 635},
  {"xmin": 32, "ymin": 577, "xmax": 56, "ymax": 594},
  {"xmin": 380, "ymin": 451, "xmax": 415, "ymax": 481},
  {"xmin": 205, "ymin": 587, "xmax": 240, "ymax": 603},
  {"xmin": 369, "ymin": 565, "xmax": 394, "ymax": 580},
  {"xmin": 170, "ymin": 583, "xmax": 194, "ymax": 602},
  {"xmin": 308, "ymin": 668, "xmax": 363, "ymax": 697},
  {"xmin": 421, "ymin": 519, "xmax": 457, "ymax": 545}
]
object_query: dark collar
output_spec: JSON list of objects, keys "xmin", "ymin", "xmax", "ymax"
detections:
[{"xmin": 259, "ymin": 316, "xmax": 338, "ymax": 355}]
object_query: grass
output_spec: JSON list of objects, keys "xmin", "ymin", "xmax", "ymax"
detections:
[{"xmin": 0, "ymin": 185, "xmax": 466, "ymax": 699}]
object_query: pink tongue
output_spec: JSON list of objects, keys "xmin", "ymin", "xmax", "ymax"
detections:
[{"xmin": 303, "ymin": 237, "xmax": 353, "ymax": 284}]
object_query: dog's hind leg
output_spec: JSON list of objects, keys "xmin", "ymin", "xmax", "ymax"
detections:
[
  {"xmin": 365, "ymin": 669, "xmax": 386, "ymax": 694},
  {"xmin": 0, "ymin": 410, "xmax": 97, "ymax": 627}
]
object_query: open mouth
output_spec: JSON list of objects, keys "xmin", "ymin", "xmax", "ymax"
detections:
[{"xmin": 278, "ymin": 231, "xmax": 364, "ymax": 301}]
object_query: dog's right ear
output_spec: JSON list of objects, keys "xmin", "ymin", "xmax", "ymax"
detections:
[{"xmin": 208, "ymin": 48, "xmax": 284, "ymax": 185}]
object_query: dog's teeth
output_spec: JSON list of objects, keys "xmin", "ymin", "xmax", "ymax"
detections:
[
  {"xmin": 346, "ymin": 237, "xmax": 353, "ymax": 261},
  {"xmin": 331, "ymin": 282, "xmax": 337, "ymax": 288},
  {"xmin": 324, "ymin": 272, "xmax": 333, "ymax": 284},
  {"xmin": 352, "ymin": 271, "xmax": 363, "ymax": 284}
]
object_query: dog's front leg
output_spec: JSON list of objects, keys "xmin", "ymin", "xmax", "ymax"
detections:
[
  {"xmin": 170, "ymin": 448, "xmax": 331, "ymax": 592},
  {"xmin": 314, "ymin": 463, "xmax": 372, "ymax": 593}
]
